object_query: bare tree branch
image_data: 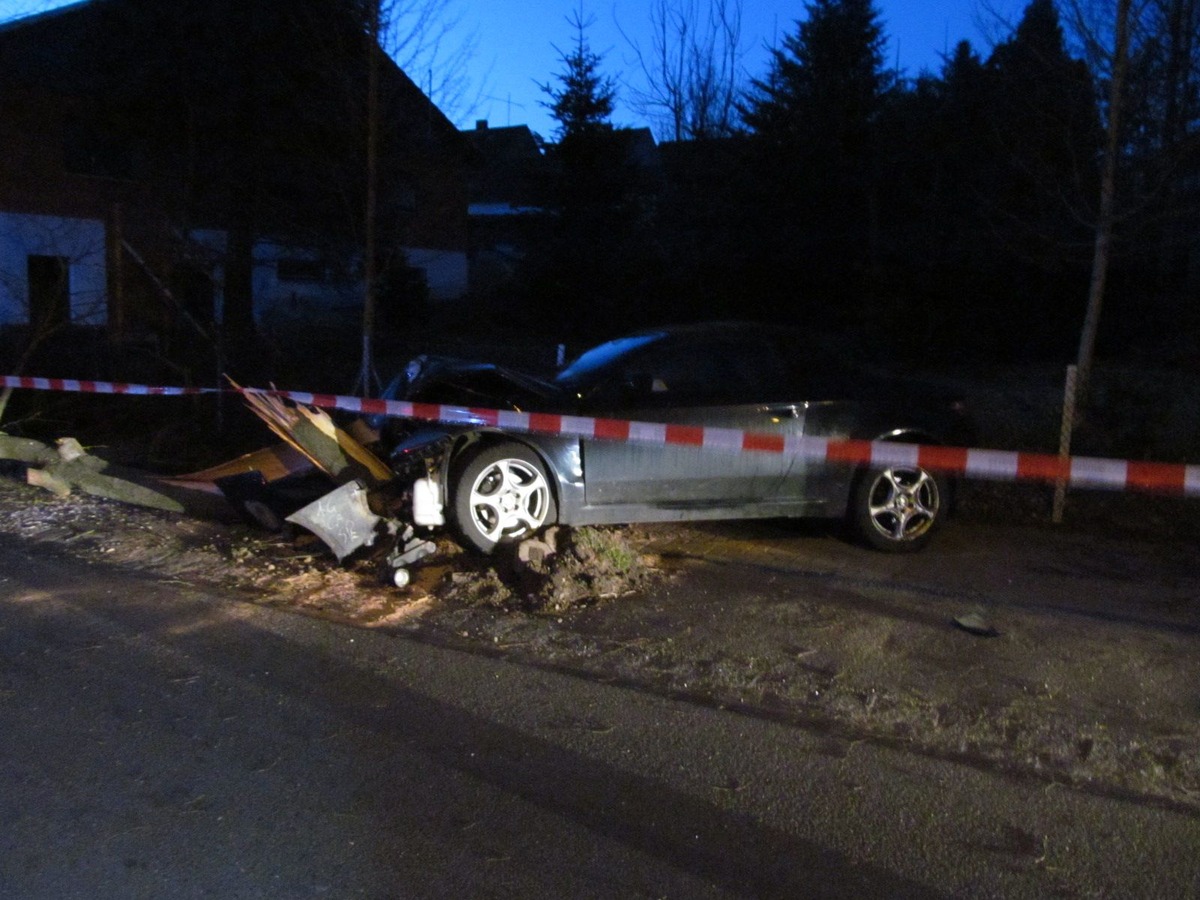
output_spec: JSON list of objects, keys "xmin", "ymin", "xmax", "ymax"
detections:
[
  {"xmin": 619, "ymin": 0, "xmax": 746, "ymax": 141},
  {"xmin": 378, "ymin": 0, "xmax": 483, "ymax": 123}
]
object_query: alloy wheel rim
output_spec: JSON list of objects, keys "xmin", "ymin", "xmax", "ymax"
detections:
[
  {"xmin": 468, "ymin": 458, "xmax": 550, "ymax": 542},
  {"xmin": 866, "ymin": 466, "xmax": 939, "ymax": 542}
]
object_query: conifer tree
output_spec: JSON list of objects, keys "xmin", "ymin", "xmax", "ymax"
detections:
[
  {"xmin": 737, "ymin": 0, "xmax": 893, "ymax": 319},
  {"xmin": 741, "ymin": 0, "xmax": 891, "ymax": 155},
  {"xmin": 540, "ymin": 12, "xmax": 617, "ymax": 142},
  {"xmin": 988, "ymin": 0, "xmax": 1099, "ymax": 202}
]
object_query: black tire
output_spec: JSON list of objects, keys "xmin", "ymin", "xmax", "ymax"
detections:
[
  {"xmin": 451, "ymin": 442, "xmax": 557, "ymax": 553},
  {"xmin": 850, "ymin": 464, "xmax": 945, "ymax": 553}
]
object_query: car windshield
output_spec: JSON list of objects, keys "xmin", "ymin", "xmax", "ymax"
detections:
[{"xmin": 554, "ymin": 332, "xmax": 664, "ymax": 391}]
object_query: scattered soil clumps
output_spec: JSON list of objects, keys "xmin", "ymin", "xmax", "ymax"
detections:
[{"xmin": 434, "ymin": 525, "xmax": 661, "ymax": 614}]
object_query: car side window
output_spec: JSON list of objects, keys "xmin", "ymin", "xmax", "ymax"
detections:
[{"xmin": 612, "ymin": 340, "xmax": 788, "ymax": 406}]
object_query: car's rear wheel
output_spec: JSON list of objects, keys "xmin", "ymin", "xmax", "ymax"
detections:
[
  {"xmin": 851, "ymin": 464, "xmax": 944, "ymax": 552},
  {"xmin": 452, "ymin": 442, "xmax": 557, "ymax": 553}
]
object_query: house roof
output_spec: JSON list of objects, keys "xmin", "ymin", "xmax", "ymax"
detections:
[
  {"xmin": 0, "ymin": 0, "xmax": 111, "ymax": 91},
  {"xmin": 618, "ymin": 128, "xmax": 660, "ymax": 169},
  {"xmin": 0, "ymin": 0, "xmax": 460, "ymax": 143},
  {"xmin": 0, "ymin": 0, "xmax": 98, "ymax": 34},
  {"xmin": 0, "ymin": 0, "xmax": 468, "ymax": 240},
  {"xmin": 464, "ymin": 122, "xmax": 544, "ymax": 161},
  {"xmin": 462, "ymin": 121, "xmax": 548, "ymax": 208}
]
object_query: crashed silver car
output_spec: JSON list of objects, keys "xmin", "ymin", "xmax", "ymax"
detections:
[{"xmin": 381, "ymin": 323, "xmax": 973, "ymax": 554}]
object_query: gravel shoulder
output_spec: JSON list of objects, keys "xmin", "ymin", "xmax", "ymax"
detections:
[{"xmin": 2, "ymin": 472, "xmax": 1198, "ymax": 815}]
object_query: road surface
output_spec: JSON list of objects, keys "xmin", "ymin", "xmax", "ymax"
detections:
[{"xmin": 1, "ymin": 534, "xmax": 1198, "ymax": 898}]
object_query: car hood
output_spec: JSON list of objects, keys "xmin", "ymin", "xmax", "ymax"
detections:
[{"xmin": 388, "ymin": 354, "xmax": 568, "ymax": 412}]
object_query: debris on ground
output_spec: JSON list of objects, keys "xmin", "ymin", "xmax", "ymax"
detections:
[
  {"xmin": 233, "ymin": 382, "xmax": 392, "ymax": 486},
  {"xmin": 162, "ymin": 443, "xmax": 315, "ymax": 492},
  {"xmin": 437, "ymin": 525, "xmax": 661, "ymax": 614},
  {"xmin": 953, "ymin": 606, "xmax": 1001, "ymax": 637},
  {"xmin": 228, "ymin": 387, "xmax": 423, "ymax": 570}
]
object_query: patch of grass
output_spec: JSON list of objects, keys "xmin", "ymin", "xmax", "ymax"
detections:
[{"xmin": 573, "ymin": 526, "xmax": 640, "ymax": 573}]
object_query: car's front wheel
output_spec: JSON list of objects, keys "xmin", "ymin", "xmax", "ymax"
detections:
[
  {"xmin": 851, "ymin": 464, "xmax": 944, "ymax": 552},
  {"xmin": 452, "ymin": 442, "xmax": 557, "ymax": 553}
]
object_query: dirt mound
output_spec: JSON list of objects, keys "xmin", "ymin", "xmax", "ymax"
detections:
[{"xmin": 437, "ymin": 525, "xmax": 661, "ymax": 614}]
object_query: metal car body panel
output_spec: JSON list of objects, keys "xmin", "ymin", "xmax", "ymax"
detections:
[
  {"xmin": 382, "ymin": 323, "xmax": 972, "ymax": 535},
  {"xmin": 580, "ymin": 403, "xmax": 806, "ymax": 507},
  {"xmin": 402, "ymin": 427, "xmax": 845, "ymax": 528}
]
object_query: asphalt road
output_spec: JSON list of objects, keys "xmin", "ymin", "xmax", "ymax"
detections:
[{"xmin": 1, "ymin": 535, "xmax": 1198, "ymax": 899}]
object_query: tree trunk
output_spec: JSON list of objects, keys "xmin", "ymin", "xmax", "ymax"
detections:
[{"xmin": 1075, "ymin": 0, "xmax": 1132, "ymax": 405}]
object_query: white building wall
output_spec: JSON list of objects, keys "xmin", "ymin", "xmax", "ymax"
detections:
[
  {"xmin": 0, "ymin": 218, "xmax": 468, "ymax": 333},
  {"xmin": 186, "ymin": 231, "xmax": 470, "ymax": 333},
  {"xmin": 188, "ymin": 233, "xmax": 363, "ymax": 329},
  {"xmin": 252, "ymin": 240, "xmax": 362, "ymax": 329},
  {"xmin": 0, "ymin": 212, "xmax": 107, "ymax": 325}
]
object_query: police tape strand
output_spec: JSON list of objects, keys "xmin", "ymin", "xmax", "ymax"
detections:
[{"xmin": 4, "ymin": 374, "xmax": 1198, "ymax": 497}]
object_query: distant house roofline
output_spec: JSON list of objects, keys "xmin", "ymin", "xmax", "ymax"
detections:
[
  {"xmin": 0, "ymin": 0, "xmax": 463, "ymax": 144},
  {"xmin": 0, "ymin": 0, "xmax": 99, "ymax": 34}
]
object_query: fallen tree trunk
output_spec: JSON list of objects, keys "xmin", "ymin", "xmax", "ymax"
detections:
[
  {"xmin": 0, "ymin": 432, "xmax": 225, "ymax": 516},
  {"xmin": 0, "ymin": 434, "xmax": 58, "ymax": 467}
]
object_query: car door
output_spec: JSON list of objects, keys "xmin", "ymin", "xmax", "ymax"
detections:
[{"xmin": 579, "ymin": 337, "xmax": 809, "ymax": 509}]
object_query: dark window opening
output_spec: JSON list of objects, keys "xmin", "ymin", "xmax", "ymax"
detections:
[
  {"xmin": 171, "ymin": 266, "xmax": 215, "ymax": 326},
  {"xmin": 27, "ymin": 255, "xmax": 70, "ymax": 329}
]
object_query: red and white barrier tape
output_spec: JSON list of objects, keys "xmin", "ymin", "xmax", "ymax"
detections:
[
  {"xmin": 4, "ymin": 374, "xmax": 1199, "ymax": 496},
  {"xmin": 1, "ymin": 375, "xmax": 207, "ymax": 396}
]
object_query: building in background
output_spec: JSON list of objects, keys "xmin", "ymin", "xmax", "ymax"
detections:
[{"xmin": 0, "ymin": 0, "xmax": 468, "ymax": 376}]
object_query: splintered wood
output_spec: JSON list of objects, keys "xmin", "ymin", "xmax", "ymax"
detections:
[{"xmin": 229, "ymin": 380, "xmax": 392, "ymax": 486}]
